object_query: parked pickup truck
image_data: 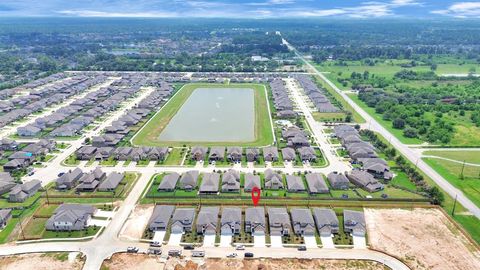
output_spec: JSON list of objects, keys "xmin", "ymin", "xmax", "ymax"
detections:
[
  {"xmin": 192, "ymin": 251, "xmax": 205, "ymax": 257},
  {"xmin": 168, "ymin": 250, "xmax": 182, "ymax": 257},
  {"xmin": 127, "ymin": 247, "xmax": 139, "ymax": 253}
]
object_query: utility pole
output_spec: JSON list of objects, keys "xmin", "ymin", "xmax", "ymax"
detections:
[
  {"xmin": 452, "ymin": 195, "xmax": 458, "ymax": 216},
  {"xmin": 460, "ymin": 160, "xmax": 466, "ymax": 180}
]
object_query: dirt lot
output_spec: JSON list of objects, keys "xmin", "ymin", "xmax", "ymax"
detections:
[
  {"xmin": 194, "ymin": 258, "xmax": 387, "ymax": 270},
  {"xmin": 102, "ymin": 253, "xmax": 164, "ymax": 270},
  {"xmin": 365, "ymin": 208, "xmax": 480, "ymax": 270},
  {"xmin": 0, "ymin": 252, "xmax": 83, "ymax": 270},
  {"xmin": 102, "ymin": 254, "xmax": 387, "ymax": 270},
  {"xmin": 119, "ymin": 204, "xmax": 154, "ymax": 240}
]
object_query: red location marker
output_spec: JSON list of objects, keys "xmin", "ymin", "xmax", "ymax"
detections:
[{"xmin": 251, "ymin": 186, "xmax": 261, "ymax": 206}]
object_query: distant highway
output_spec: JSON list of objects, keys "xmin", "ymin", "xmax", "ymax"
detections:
[{"xmin": 282, "ymin": 37, "xmax": 480, "ymax": 219}]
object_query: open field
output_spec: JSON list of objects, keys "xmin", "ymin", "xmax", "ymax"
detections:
[
  {"xmin": 365, "ymin": 208, "xmax": 480, "ymax": 270},
  {"xmin": 422, "ymin": 157, "xmax": 480, "ymax": 208},
  {"xmin": 316, "ymin": 60, "xmax": 479, "ymax": 90},
  {"xmin": 0, "ymin": 252, "xmax": 84, "ymax": 270},
  {"xmin": 101, "ymin": 253, "xmax": 388, "ymax": 270},
  {"xmin": 132, "ymin": 83, "xmax": 274, "ymax": 147},
  {"xmin": 424, "ymin": 150, "xmax": 480, "ymax": 164}
]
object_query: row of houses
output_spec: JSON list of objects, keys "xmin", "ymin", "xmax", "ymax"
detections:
[
  {"xmin": 270, "ymin": 78, "xmax": 297, "ymax": 118},
  {"xmin": 191, "ymin": 72, "xmax": 285, "ymax": 84},
  {"xmin": 157, "ymin": 169, "xmax": 330, "ymax": 194},
  {"xmin": 295, "ymin": 74, "xmax": 339, "ymax": 113},
  {"xmin": 0, "ymin": 75, "xmax": 108, "ymax": 128},
  {"xmin": 76, "ymin": 146, "xmax": 169, "ymax": 161},
  {"xmin": 2, "ymin": 139, "xmax": 56, "ymax": 172},
  {"xmin": 334, "ymin": 125, "xmax": 392, "ymax": 193},
  {"xmin": 148, "ymin": 205, "xmax": 366, "ymax": 238},
  {"xmin": 92, "ymin": 82, "xmax": 174, "ymax": 147},
  {"xmin": 190, "ymin": 145, "xmax": 317, "ymax": 163},
  {"xmin": 55, "ymin": 168, "xmax": 125, "ymax": 192},
  {"xmin": 0, "ymin": 172, "xmax": 42, "ymax": 203},
  {"xmin": 16, "ymin": 80, "xmax": 143, "ymax": 137}
]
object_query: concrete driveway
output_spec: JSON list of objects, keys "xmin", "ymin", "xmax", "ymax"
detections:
[
  {"xmin": 253, "ymin": 234, "xmax": 266, "ymax": 247},
  {"xmin": 87, "ymin": 219, "xmax": 109, "ymax": 227},
  {"xmin": 320, "ymin": 235, "xmax": 335, "ymax": 248},
  {"xmin": 353, "ymin": 235, "xmax": 367, "ymax": 249},
  {"xmin": 219, "ymin": 234, "xmax": 232, "ymax": 247},
  {"xmin": 168, "ymin": 232, "xmax": 182, "ymax": 246},
  {"xmin": 203, "ymin": 234, "xmax": 216, "ymax": 247},
  {"xmin": 153, "ymin": 231, "xmax": 166, "ymax": 243},
  {"xmin": 304, "ymin": 235, "xmax": 318, "ymax": 248},
  {"xmin": 270, "ymin": 236, "xmax": 283, "ymax": 248}
]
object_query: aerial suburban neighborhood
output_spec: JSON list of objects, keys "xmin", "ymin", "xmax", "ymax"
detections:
[{"xmin": 0, "ymin": 2, "xmax": 479, "ymax": 270}]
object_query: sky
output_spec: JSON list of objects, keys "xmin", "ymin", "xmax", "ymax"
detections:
[{"xmin": 0, "ymin": 0, "xmax": 479, "ymax": 19}]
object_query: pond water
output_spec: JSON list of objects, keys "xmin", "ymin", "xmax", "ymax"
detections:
[{"xmin": 158, "ymin": 88, "xmax": 255, "ymax": 142}]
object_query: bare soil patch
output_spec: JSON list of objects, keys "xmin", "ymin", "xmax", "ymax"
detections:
[
  {"xmin": 102, "ymin": 253, "xmax": 164, "ymax": 270},
  {"xmin": 0, "ymin": 252, "xmax": 84, "ymax": 270},
  {"xmin": 103, "ymin": 254, "xmax": 387, "ymax": 270},
  {"xmin": 365, "ymin": 208, "xmax": 480, "ymax": 270},
  {"xmin": 119, "ymin": 204, "xmax": 154, "ymax": 240}
]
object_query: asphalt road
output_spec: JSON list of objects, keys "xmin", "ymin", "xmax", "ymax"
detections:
[{"xmin": 282, "ymin": 37, "xmax": 480, "ymax": 219}]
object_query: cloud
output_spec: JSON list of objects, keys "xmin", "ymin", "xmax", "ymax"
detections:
[
  {"xmin": 286, "ymin": 0, "xmax": 419, "ymax": 18},
  {"xmin": 58, "ymin": 10, "xmax": 178, "ymax": 18},
  {"xmin": 432, "ymin": 2, "xmax": 480, "ymax": 18}
]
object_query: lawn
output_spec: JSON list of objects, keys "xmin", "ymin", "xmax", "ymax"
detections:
[
  {"xmin": 131, "ymin": 83, "xmax": 274, "ymax": 147},
  {"xmin": 423, "ymin": 157, "xmax": 480, "ymax": 208},
  {"xmin": 161, "ymin": 147, "xmax": 186, "ymax": 166},
  {"xmin": 423, "ymin": 150, "xmax": 480, "ymax": 164}
]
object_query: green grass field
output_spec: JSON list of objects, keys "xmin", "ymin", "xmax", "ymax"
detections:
[
  {"xmin": 423, "ymin": 150, "xmax": 480, "ymax": 164},
  {"xmin": 423, "ymin": 156, "xmax": 480, "ymax": 208},
  {"xmin": 131, "ymin": 83, "xmax": 274, "ymax": 147},
  {"xmin": 316, "ymin": 60, "xmax": 479, "ymax": 90}
]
